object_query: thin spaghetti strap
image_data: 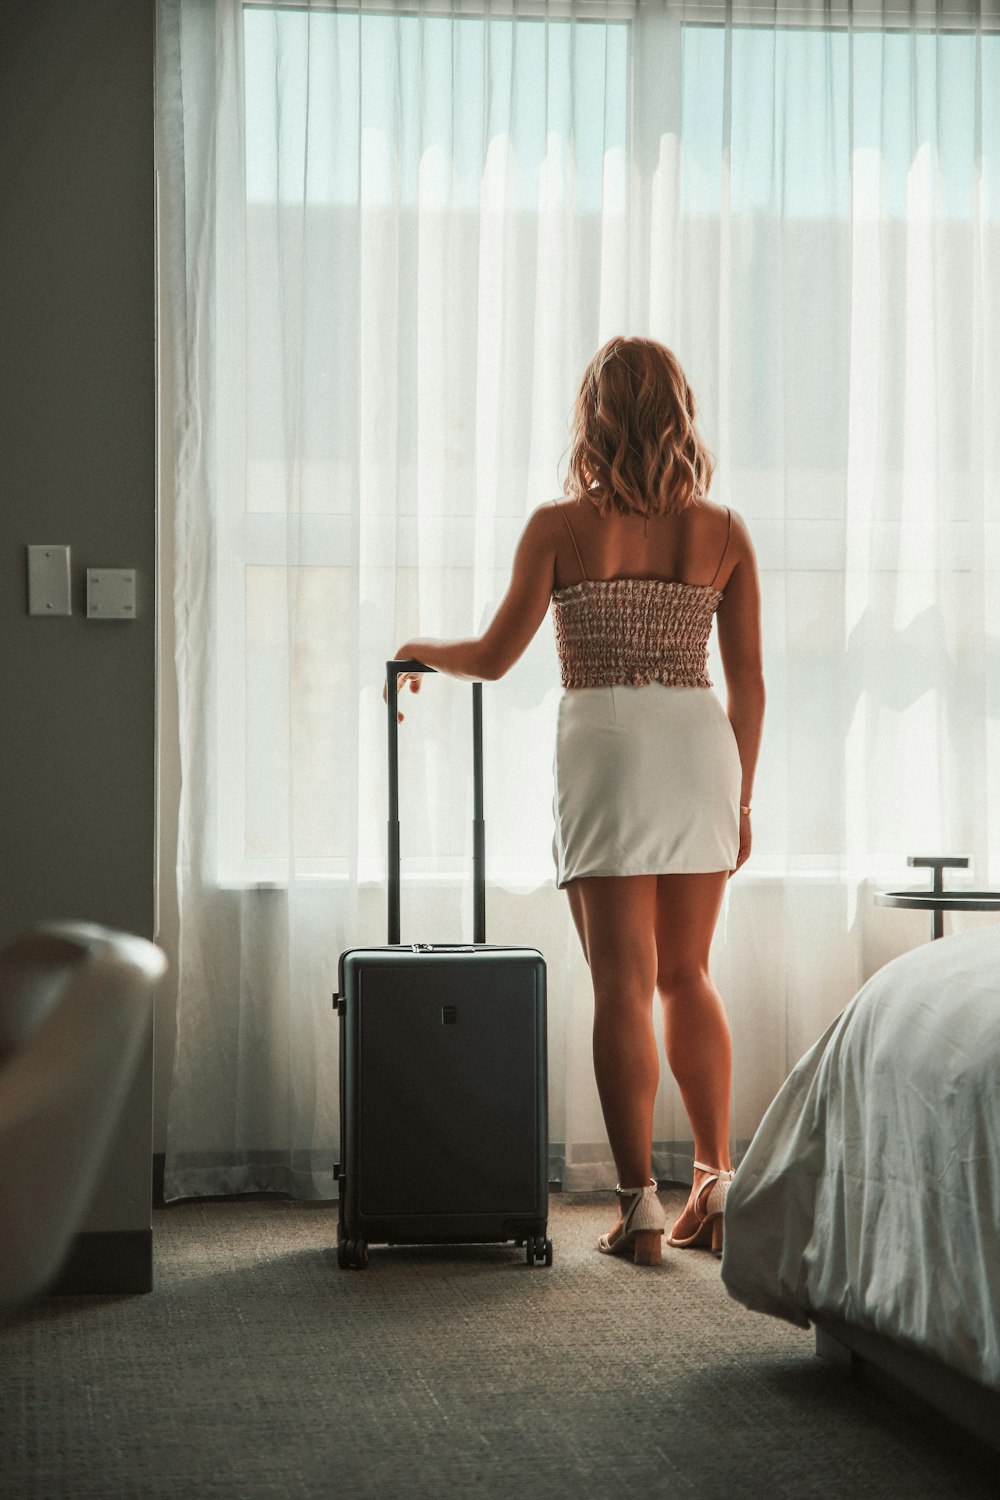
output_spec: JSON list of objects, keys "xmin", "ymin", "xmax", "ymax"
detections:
[
  {"xmin": 710, "ymin": 507, "xmax": 733, "ymax": 589},
  {"xmin": 553, "ymin": 500, "xmax": 588, "ymax": 584}
]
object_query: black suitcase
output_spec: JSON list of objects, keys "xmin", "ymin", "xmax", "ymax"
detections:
[{"xmin": 333, "ymin": 660, "xmax": 550, "ymax": 1270}]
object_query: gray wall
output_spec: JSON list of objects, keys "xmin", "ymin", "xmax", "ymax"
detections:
[
  {"xmin": 0, "ymin": 0, "xmax": 156, "ymax": 946},
  {"xmin": 0, "ymin": 0, "xmax": 159, "ymax": 1232}
]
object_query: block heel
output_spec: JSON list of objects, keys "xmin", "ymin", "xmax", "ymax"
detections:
[
  {"xmin": 632, "ymin": 1229, "xmax": 663, "ymax": 1266},
  {"xmin": 597, "ymin": 1179, "xmax": 666, "ymax": 1266},
  {"xmin": 667, "ymin": 1161, "xmax": 735, "ymax": 1257}
]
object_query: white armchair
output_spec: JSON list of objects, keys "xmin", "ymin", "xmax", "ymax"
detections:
[{"xmin": 0, "ymin": 922, "xmax": 166, "ymax": 1311}]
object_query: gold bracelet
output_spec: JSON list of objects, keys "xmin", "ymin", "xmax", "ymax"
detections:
[{"xmin": 740, "ymin": 805, "xmax": 752, "ymax": 816}]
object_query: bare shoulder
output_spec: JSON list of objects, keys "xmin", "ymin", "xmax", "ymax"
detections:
[
  {"xmin": 503, "ymin": 500, "xmax": 562, "ymax": 586},
  {"xmin": 523, "ymin": 498, "xmax": 566, "ymax": 546},
  {"xmin": 530, "ymin": 496, "xmax": 565, "ymax": 523},
  {"xmin": 539, "ymin": 496, "xmax": 578, "ymax": 521},
  {"xmin": 725, "ymin": 507, "xmax": 757, "ymax": 563}
]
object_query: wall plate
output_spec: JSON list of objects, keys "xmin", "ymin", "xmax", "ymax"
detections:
[
  {"xmin": 27, "ymin": 545, "xmax": 72, "ymax": 616},
  {"xmin": 87, "ymin": 569, "xmax": 136, "ymax": 619}
]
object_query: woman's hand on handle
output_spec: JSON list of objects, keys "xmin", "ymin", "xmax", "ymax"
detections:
[{"xmin": 383, "ymin": 647, "xmax": 424, "ymax": 723}]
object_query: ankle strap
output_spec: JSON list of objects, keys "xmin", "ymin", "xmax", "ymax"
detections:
[
  {"xmin": 614, "ymin": 1177, "xmax": 657, "ymax": 1197},
  {"xmin": 693, "ymin": 1161, "xmax": 734, "ymax": 1177}
]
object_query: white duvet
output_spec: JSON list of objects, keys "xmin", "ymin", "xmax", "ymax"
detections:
[{"xmin": 721, "ymin": 926, "xmax": 1000, "ymax": 1390}]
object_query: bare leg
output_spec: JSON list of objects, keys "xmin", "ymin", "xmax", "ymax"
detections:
[
  {"xmin": 654, "ymin": 871, "xmax": 732, "ymax": 1242},
  {"xmin": 566, "ymin": 875, "xmax": 659, "ymax": 1189}
]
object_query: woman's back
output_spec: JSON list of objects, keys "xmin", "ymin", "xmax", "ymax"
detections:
[{"xmin": 550, "ymin": 497, "xmax": 736, "ymax": 593}]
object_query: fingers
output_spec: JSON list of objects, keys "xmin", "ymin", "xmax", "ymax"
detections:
[
  {"xmin": 382, "ymin": 670, "xmax": 422, "ymax": 722},
  {"xmin": 730, "ymin": 827, "xmax": 751, "ymax": 877},
  {"xmin": 396, "ymin": 673, "xmax": 421, "ymax": 718}
]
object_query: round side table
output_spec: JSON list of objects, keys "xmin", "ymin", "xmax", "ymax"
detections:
[{"xmin": 874, "ymin": 856, "xmax": 1000, "ymax": 941}]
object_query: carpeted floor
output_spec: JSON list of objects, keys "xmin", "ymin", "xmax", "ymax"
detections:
[{"xmin": 1, "ymin": 1191, "xmax": 997, "ymax": 1499}]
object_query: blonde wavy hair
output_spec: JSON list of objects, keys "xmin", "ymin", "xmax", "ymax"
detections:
[{"xmin": 564, "ymin": 337, "xmax": 715, "ymax": 517}]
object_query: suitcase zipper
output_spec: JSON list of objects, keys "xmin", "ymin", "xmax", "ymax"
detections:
[{"xmin": 409, "ymin": 944, "xmax": 478, "ymax": 954}]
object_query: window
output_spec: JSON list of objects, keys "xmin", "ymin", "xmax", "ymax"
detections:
[
  {"xmin": 219, "ymin": 6, "xmax": 630, "ymax": 881},
  {"xmin": 212, "ymin": 3, "xmax": 999, "ymax": 883}
]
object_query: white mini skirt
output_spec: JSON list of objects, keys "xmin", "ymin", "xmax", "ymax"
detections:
[{"xmin": 551, "ymin": 683, "xmax": 741, "ymax": 888}]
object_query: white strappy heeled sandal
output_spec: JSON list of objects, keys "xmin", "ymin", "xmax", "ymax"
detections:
[
  {"xmin": 597, "ymin": 1179, "xmax": 666, "ymax": 1266},
  {"xmin": 666, "ymin": 1161, "xmax": 735, "ymax": 1257}
]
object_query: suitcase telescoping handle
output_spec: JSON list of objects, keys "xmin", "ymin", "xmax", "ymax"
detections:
[{"xmin": 386, "ymin": 660, "xmax": 486, "ymax": 947}]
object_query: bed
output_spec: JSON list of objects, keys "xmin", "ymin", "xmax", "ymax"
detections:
[{"xmin": 720, "ymin": 924, "xmax": 1000, "ymax": 1450}]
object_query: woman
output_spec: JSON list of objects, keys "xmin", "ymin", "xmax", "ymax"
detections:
[{"xmin": 390, "ymin": 336, "xmax": 765, "ymax": 1267}]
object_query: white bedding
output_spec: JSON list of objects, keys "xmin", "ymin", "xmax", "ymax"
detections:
[{"xmin": 721, "ymin": 926, "xmax": 1000, "ymax": 1390}]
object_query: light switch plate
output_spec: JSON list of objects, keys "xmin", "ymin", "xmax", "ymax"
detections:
[
  {"xmin": 27, "ymin": 545, "xmax": 72, "ymax": 616},
  {"xmin": 87, "ymin": 569, "xmax": 137, "ymax": 620}
]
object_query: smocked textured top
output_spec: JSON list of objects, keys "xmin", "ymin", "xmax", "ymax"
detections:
[{"xmin": 551, "ymin": 503, "xmax": 731, "ymax": 691}]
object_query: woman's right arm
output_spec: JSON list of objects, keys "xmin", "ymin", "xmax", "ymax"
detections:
[{"xmin": 715, "ymin": 512, "xmax": 765, "ymax": 873}]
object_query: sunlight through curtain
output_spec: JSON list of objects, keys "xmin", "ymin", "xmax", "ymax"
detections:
[{"xmin": 158, "ymin": 0, "xmax": 1000, "ymax": 1200}]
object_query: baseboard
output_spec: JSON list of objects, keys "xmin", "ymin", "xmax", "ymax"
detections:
[{"xmin": 47, "ymin": 1229, "xmax": 153, "ymax": 1296}]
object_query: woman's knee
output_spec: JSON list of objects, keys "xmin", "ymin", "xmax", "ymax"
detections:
[
  {"xmin": 656, "ymin": 955, "xmax": 711, "ymax": 997},
  {"xmin": 591, "ymin": 964, "xmax": 655, "ymax": 1017}
]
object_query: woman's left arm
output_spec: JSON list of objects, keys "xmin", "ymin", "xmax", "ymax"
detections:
[
  {"xmin": 715, "ymin": 513, "xmax": 765, "ymax": 873},
  {"xmin": 389, "ymin": 505, "xmax": 557, "ymax": 715}
]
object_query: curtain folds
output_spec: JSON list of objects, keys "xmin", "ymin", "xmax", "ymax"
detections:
[{"xmin": 159, "ymin": 0, "xmax": 1000, "ymax": 1201}]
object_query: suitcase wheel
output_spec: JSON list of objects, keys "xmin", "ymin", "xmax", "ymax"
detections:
[
  {"xmin": 525, "ymin": 1235, "xmax": 553, "ymax": 1267},
  {"xmin": 338, "ymin": 1237, "xmax": 369, "ymax": 1271}
]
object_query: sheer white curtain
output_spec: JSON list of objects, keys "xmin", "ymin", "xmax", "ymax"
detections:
[{"xmin": 158, "ymin": 0, "xmax": 1000, "ymax": 1201}]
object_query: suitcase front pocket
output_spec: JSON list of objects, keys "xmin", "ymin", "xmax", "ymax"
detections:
[{"xmin": 356, "ymin": 960, "xmax": 542, "ymax": 1220}]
